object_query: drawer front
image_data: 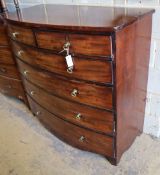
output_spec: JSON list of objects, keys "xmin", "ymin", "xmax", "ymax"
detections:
[
  {"xmin": 28, "ymin": 96, "xmax": 114, "ymax": 158},
  {"xmin": 12, "ymin": 41, "xmax": 112, "ymax": 83},
  {"xmin": 69, "ymin": 34, "xmax": 112, "ymax": 57},
  {"xmin": 24, "ymin": 79, "xmax": 114, "ymax": 134},
  {"xmin": 36, "ymin": 31, "xmax": 112, "ymax": 57},
  {"xmin": 0, "ymin": 25, "xmax": 8, "ymax": 45},
  {"xmin": 0, "ymin": 64, "xmax": 20, "ymax": 79},
  {"xmin": 36, "ymin": 31, "xmax": 66, "ymax": 52},
  {"xmin": 8, "ymin": 24, "xmax": 35, "ymax": 46},
  {"xmin": 17, "ymin": 59, "xmax": 113, "ymax": 110},
  {"xmin": 0, "ymin": 75, "xmax": 26, "ymax": 101},
  {"xmin": 0, "ymin": 47, "xmax": 15, "ymax": 65}
]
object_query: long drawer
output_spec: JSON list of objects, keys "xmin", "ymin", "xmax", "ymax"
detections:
[
  {"xmin": 0, "ymin": 75, "xmax": 26, "ymax": 101},
  {"xmin": 24, "ymin": 79, "xmax": 114, "ymax": 134},
  {"xmin": 36, "ymin": 31, "xmax": 112, "ymax": 57},
  {"xmin": 0, "ymin": 64, "xmax": 20, "ymax": 79},
  {"xmin": 12, "ymin": 41, "xmax": 112, "ymax": 84},
  {"xmin": 17, "ymin": 59, "xmax": 113, "ymax": 110},
  {"xmin": 28, "ymin": 96, "xmax": 114, "ymax": 158},
  {"xmin": 0, "ymin": 47, "xmax": 15, "ymax": 65}
]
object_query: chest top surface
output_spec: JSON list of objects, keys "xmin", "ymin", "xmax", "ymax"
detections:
[{"xmin": 5, "ymin": 4, "xmax": 154, "ymax": 32}]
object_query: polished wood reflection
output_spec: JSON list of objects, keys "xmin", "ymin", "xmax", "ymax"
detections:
[
  {"xmin": 0, "ymin": 4, "xmax": 154, "ymax": 165},
  {"xmin": 5, "ymin": 4, "xmax": 154, "ymax": 32}
]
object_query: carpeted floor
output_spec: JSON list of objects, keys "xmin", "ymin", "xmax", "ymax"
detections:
[{"xmin": 0, "ymin": 93, "xmax": 160, "ymax": 175}]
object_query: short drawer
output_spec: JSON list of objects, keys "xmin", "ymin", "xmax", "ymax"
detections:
[
  {"xmin": 0, "ymin": 75, "xmax": 26, "ymax": 101},
  {"xmin": 36, "ymin": 31, "xmax": 112, "ymax": 57},
  {"xmin": 0, "ymin": 47, "xmax": 15, "ymax": 65},
  {"xmin": 28, "ymin": 96, "xmax": 114, "ymax": 158},
  {"xmin": 24, "ymin": 79, "xmax": 114, "ymax": 135},
  {"xmin": 12, "ymin": 41, "xmax": 112, "ymax": 84},
  {"xmin": 69, "ymin": 34, "xmax": 112, "ymax": 57},
  {"xmin": 0, "ymin": 25, "xmax": 8, "ymax": 45},
  {"xmin": 8, "ymin": 24, "xmax": 35, "ymax": 46},
  {"xmin": 17, "ymin": 59, "xmax": 113, "ymax": 110},
  {"xmin": 0, "ymin": 64, "xmax": 20, "ymax": 79}
]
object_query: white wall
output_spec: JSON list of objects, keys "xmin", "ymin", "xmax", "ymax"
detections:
[{"xmin": 5, "ymin": 0, "xmax": 160, "ymax": 138}]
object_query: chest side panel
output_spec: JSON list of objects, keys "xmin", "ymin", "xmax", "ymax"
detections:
[{"xmin": 115, "ymin": 14, "xmax": 153, "ymax": 162}]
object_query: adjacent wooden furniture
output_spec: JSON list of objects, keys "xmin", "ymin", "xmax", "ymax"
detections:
[
  {"xmin": 0, "ymin": 0, "xmax": 7, "ymax": 12},
  {"xmin": 0, "ymin": 1, "xmax": 3, "ymax": 12},
  {"xmin": 0, "ymin": 11, "xmax": 27, "ymax": 103},
  {"xmin": 2, "ymin": 5, "xmax": 155, "ymax": 165}
]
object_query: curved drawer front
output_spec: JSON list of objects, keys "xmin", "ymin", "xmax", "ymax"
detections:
[
  {"xmin": 36, "ymin": 31, "xmax": 112, "ymax": 57},
  {"xmin": 0, "ymin": 47, "xmax": 15, "ymax": 65},
  {"xmin": 0, "ymin": 25, "xmax": 8, "ymax": 45},
  {"xmin": 24, "ymin": 79, "xmax": 114, "ymax": 134},
  {"xmin": 0, "ymin": 64, "xmax": 20, "ymax": 79},
  {"xmin": 28, "ymin": 96, "xmax": 114, "ymax": 158},
  {"xmin": 0, "ymin": 75, "xmax": 26, "ymax": 101},
  {"xmin": 8, "ymin": 24, "xmax": 35, "ymax": 46},
  {"xmin": 17, "ymin": 59, "xmax": 113, "ymax": 110},
  {"xmin": 12, "ymin": 42, "xmax": 112, "ymax": 84}
]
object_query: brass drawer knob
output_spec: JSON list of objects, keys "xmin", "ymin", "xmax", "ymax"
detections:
[
  {"xmin": 12, "ymin": 32, "xmax": 19, "ymax": 38},
  {"xmin": 67, "ymin": 67, "xmax": 73, "ymax": 74},
  {"xmin": 18, "ymin": 95, "xmax": 23, "ymax": 100},
  {"xmin": 71, "ymin": 89, "xmax": 78, "ymax": 97},
  {"xmin": 30, "ymin": 91, "xmax": 35, "ymax": 96},
  {"xmin": 17, "ymin": 50, "xmax": 24, "ymax": 57},
  {"xmin": 7, "ymin": 85, "xmax": 12, "ymax": 89},
  {"xmin": 36, "ymin": 111, "xmax": 41, "ymax": 116},
  {"xmin": 79, "ymin": 136, "xmax": 85, "ymax": 142},
  {"xmin": 75, "ymin": 113, "xmax": 81, "ymax": 120},
  {"xmin": 0, "ymin": 68, "xmax": 6, "ymax": 73},
  {"xmin": 23, "ymin": 70, "xmax": 29, "ymax": 76},
  {"xmin": 59, "ymin": 42, "xmax": 71, "ymax": 54},
  {"xmin": 64, "ymin": 42, "xmax": 70, "ymax": 49}
]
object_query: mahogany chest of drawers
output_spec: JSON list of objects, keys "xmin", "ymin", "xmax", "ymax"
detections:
[
  {"xmin": 2, "ymin": 5, "xmax": 154, "ymax": 165},
  {"xmin": 0, "ymin": 13, "xmax": 27, "ymax": 103}
]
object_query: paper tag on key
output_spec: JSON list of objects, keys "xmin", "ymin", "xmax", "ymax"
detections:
[{"xmin": 65, "ymin": 55, "xmax": 74, "ymax": 68}]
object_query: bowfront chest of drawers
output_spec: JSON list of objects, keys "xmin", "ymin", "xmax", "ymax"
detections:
[
  {"xmin": 4, "ymin": 5, "xmax": 154, "ymax": 165},
  {"xmin": 0, "ymin": 13, "xmax": 27, "ymax": 102}
]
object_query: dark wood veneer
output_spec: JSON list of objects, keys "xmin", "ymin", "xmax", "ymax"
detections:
[
  {"xmin": 115, "ymin": 15, "xmax": 153, "ymax": 162},
  {"xmin": 17, "ymin": 58, "xmax": 113, "ymax": 110},
  {"xmin": 0, "ymin": 47, "xmax": 15, "ymax": 64},
  {"xmin": 0, "ymin": 63, "xmax": 20, "ymax": 79},
  {"xmin": 28, "ymin": 96, "xmax": 114, "ymax": 158},
  {"xmin": 36, "ymin": 31, "xmax": 112, "ymax": 57},
  {"xmin": 0, "ymin": 5, "xmax": 154, "ymax": 165},
  {"xmin": 5, "ymin": 4, "xmax": 154, "ymax": 33},
  {"xmin": 8, "ymin": 24, "xmax": 36, "ymax": 46},
  {"xmin": 0, "ymin": 12, "xmax": 27, "ymax": 103},
  {"xmin": 0, "ymin": 74, "xmax": 26, "ymax": 102},
  {"xmin": 0, "ymin": 25, "xmax": 8, "ymax": 45},
  {"xmin": 24, "ymin": 78, "xmax": 114, "ymax": 135},
  {"xmin": 12, "ymin": 41, "xmax": 113, "ymax": 84}
]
